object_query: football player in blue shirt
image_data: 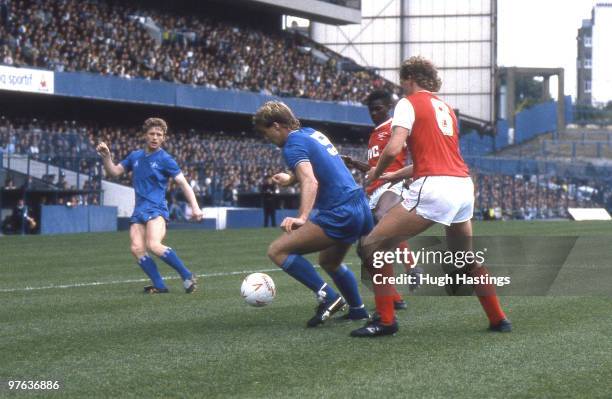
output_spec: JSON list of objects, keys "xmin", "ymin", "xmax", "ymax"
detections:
[
  {"xmin": 253, "ymin": 101, "xmax": 373, "ymax": 327},
  {"xmin": 96, "ymin": 118, "xmax": 203, "ymax": 294}
]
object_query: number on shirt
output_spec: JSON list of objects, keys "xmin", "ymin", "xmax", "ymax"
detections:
[
  {"xmin": 310, "ymin": 131, "xmax": 339, "ymax": 156},
  {"xmin": 431, "ymin": 98, "xmax": 454, "ymax": 136}
]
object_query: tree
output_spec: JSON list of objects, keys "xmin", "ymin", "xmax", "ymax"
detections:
[{"xmin": 514, "ymin": 76, "xmax": 545, "ymax": 113}]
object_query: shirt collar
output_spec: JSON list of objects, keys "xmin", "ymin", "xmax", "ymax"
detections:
[{"xmin": 375, "ymin": 118, "xmax": 392, "ymax": 130}]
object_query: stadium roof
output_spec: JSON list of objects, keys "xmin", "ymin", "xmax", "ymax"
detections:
[{"xmin": 211, "ymin": 0, "xmax": 361, "ymax": 25}]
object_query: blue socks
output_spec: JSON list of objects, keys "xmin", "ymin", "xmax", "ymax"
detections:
[
  {"xmin": 138, "ymin": 255, "xmax": 166, "ymax": 289},
  {"xmin": 327, "ymin": 264, "xmax": 364, "ymax": 309},
  {"xmin": 138, "ymin": 249, "xmax": 192, "ymax": 289},
  {"xmin": 281, "ymin": 255, "xmax": 339, "ymax": 301},
  {"xmin": 160, "ymin": 248, "xmax": 192, "ymax": 281},
  {"xmin": 280, "ymin": 257, "xmax": 365, "ymax": 309}
]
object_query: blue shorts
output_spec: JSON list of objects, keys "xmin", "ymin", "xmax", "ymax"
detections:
[
  {"xmin": 310, "ymin": 191, "xmax": 374, "ymax": 244},
  {"xmin": 130, "ymin": 207, "xmax": 169, "ymax": 225}
]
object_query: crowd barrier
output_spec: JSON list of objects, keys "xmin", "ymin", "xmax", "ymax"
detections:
[{"xmin": 41, "ymin": 205, "xmax": 117, "ymax": 234}]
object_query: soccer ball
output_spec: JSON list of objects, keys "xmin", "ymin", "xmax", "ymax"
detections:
[{"xmin": 241, "ymin": 273, "xmax": 276, "ymax": 307}]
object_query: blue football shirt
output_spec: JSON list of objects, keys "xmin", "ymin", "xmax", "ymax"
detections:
[
  {"xmin": 120, "ymin": 149, "xmax": 181, "ymax": 209},
  {"xmin": 282, "ymin": 127, "xmax": 360, "ymax": 210}
]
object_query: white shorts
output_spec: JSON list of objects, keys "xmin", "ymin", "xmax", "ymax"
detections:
[
  {"xmin": 401, "ymin": 176, "xmax": 474, "ymax": 226},
  {"xmin": 368, "ymin": 181, "xmax": 407, "ymax": 210}
]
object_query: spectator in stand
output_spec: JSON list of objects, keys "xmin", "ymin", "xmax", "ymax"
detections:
[
  {"xmin": 2, "ymin": 198, "xmax": 36, "ymax": 234},
  {"xmin": 3, "ymin": 175, "xmax": 16, "ymax": 189},
  {"xmin": 0, "ymin": 0, "xmax": 397, "ymax": 103},
  {"xmin": 260, "ymin": 175, "xmax": 277, "ymax": 227},
  {"xmin": 56, "ymin": 173, "xmax": 68, "ymax": 190},
  {"xmin": 20, "ymin": 175, "xmax": 33, "ymax": 191},
  {"xmin": 168, "ymin": 197, "xmax": 186, "ymax": 221},
  {"xmin": 1, "ymin": 114, "xmax": 611, "ymax": 216}
]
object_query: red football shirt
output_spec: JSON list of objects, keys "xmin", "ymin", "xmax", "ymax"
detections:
[
  {"xmin": 366, "ymin": 118, "xmax": 408, "ymax": 195},
  {"xmin": 391, "ymin": 91, "xmax": 469, "ymax": 180}
]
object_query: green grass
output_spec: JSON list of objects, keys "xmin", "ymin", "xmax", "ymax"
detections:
[{"xmin": 1, "ymin": 221, "xmax": 611, "ymax": 398}]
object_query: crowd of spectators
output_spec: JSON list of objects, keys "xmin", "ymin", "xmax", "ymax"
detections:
[
  {"xmin": 2, "ymin": 115, "xmax": 611, "ymax": 217},
  {"xmin": 92, "ymin": 121, "xmax": 364, "ymax": 203},
  {"xmin": 473, "ymin": 173, "xmax": 612, "ymax": 220},
  {"xmin": 0, "ymin": 0, "xmax": 395, "ymax": 103},
  {"xmin": 0, "ymin": 115, "xmax": 365, "ymax": 205}
]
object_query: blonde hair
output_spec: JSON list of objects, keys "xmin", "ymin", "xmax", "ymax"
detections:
[
  {"xmin": 253, "ymin": 101, "xmax": 300, "ymax": 131},
  {"xmin": 142, "ymin": 117, "xmax": 168, "ymax": 135},
  {"xmin": 399, "ymin": 56, "xmax": 442, "ymax": 92}
]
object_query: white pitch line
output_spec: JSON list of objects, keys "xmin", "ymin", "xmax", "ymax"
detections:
[
  {"xmin": 0, "ymin": 267, "xmax": 283, "ymax": 293},
  {"xmin": 0, "ymin": 263, "xmax": 352, "ymax": 293}
]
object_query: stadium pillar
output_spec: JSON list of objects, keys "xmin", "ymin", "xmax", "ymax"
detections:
[
  {"xmin": 542, "ymin": 76, "xmax": 550, "ymax": 101},
  {"xmin": 506, "ymin": 67, "xmax": 516, "ymax": 131},
  {"xmin": 557, "ymin": 68, "xmax": 565, "ymax": 137},
  {"xmin": 400, "ymin": 0, "xmax": 406, "ymax": 63},
  {"xmin": 502, "ymin": 67, "xmax": 566, "ymax": 139}
]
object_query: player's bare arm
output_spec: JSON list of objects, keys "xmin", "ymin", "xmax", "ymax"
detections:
[
  {"xmin": 340, "ymin": 155, "xmax": 355, "ymax": 168},
  {"xmin": 96, "ymin": 142, "xmax": 125, "ymax": 177},
  {"xmin": 272, "ymin": 171, "xmax": 297, "ymax": 186},
  {"xmin": 380, "ymin": 164, "xmax": 414, "ymax": 184},
  {"xmin": 280, "ymin": 161, "xmax": 318, "ymax": 233},
  {"xmin": 174, "ymin": 173, "xmax": 204, "ymax": 221},
  {"xmin": 341, "ymin": 155, "xmax": 370, "ymax": 173},
  {"xmin": 367, "ymin": 126, "xmax": 409, "ymax": 185}
]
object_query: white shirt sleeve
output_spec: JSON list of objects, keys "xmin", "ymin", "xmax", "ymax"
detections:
[{"xmin": 391, "ymin": 98, "xmax": 416, "ymax": 133}]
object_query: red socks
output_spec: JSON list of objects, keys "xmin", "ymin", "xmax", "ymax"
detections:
[
  {"xmin": 369, "ymin": 242, "xmax": 414, "ymax": 325},
  {"xmin": 371, "ymin": 263, "xmax": 397, "ymax": 325},
  {"xmin": 470, "ymin": 266, "xmax": 506, "ymax": 325}
]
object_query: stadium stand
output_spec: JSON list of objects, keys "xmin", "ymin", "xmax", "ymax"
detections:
[
  {"xmin": 1, "ymin": 115, "xmax": 610, "ymax": 218},
  {"xmin": 473, "ymin": 172, "xmax": 612, "ymax": 220},
  {"xmin": 493, "ymin": 128, "xmax": 612, "ymax": 160},
  {"xmin": 0, "ymin": 1, "xmax": 609, "ymax": 224},
  {"xmin": 0, "ymin": 114, "xmax": 365, "ymax": 201},
  {"xmin": 0, "ymin": 0, "xmax": 394, "ymax": 103}
]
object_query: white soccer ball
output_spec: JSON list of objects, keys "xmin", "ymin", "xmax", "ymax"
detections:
[{"xmin": 241, "ymin": 273, "xmax": 276, "ymax": 307}]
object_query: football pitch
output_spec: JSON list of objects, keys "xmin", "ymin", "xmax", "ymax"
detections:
[{"xmin": 1, "ymin": 221, "xmax": 611, "ymax": 398}]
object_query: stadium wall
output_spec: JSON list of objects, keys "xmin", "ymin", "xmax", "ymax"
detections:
[
  {"xmin": 226, "ymin": 209, "xmax": 297, "ymax": 229},
  {"xmin": 41, "ymin": 205, "xmax": 117, "ymax": 235},
  {"xmin": 509, "ymin": 95, "xmax": 573, "ymax": 145},
  {"xmin": 460, "ymin": 96, "xmax": 573, "ymax": 156},
  {"xmin": 53, "ymin": 72, "xmax": 372, "ymax": 126}
]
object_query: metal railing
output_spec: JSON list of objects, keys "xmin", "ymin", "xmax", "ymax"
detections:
[{"xmin": 1, "ymin": 152, "xmax": 104, "ymax": 234}]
